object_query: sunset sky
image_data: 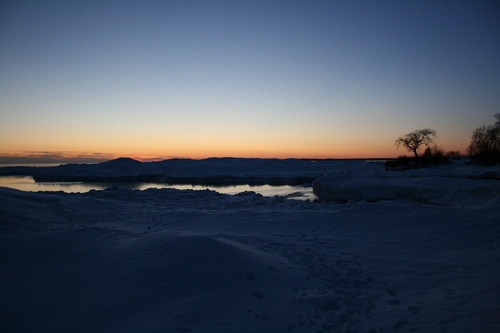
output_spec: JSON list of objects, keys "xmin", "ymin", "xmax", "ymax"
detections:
[{"xmin": 1, "ymin": 0, "xmax": 499, "ymax": 162}]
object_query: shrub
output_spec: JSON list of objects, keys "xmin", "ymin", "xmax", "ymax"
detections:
[
  {"xmin": 384, "ymin": 157, "xmax": 413, "ymax": 170},
  {"xmin": 445, "ymin": 150, "xmax": 461, "ymax": 158},
  {"xmin": 386, "ymin": 145, "xmax": 449, "ymax": 170},
  {"xmin": 421, "ymin": 145, "xmax": 449, "ymax": 166}
]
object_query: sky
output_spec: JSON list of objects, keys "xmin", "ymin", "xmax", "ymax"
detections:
[{"xmin": 1, "ymin": 0, "xmax": 499, "ymax": 162}]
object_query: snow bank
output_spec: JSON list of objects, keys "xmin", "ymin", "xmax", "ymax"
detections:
[
  {"xmin": 1, "ymin": 228, "xmax": 317, "ymax": 333},
  {"xmin": 0, "ymin": 157, "xmax": 375, "ymax": 184},
  {"xmin": 312, "ymin": 173, "xmax": 500, "ymax": 206}
]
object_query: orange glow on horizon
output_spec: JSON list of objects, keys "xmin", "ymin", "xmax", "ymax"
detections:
[
  {"xmin": 103, "ymin": 146, "xmax": 403, "ymax": 162},
  {"xmin": 2, "ymin": 132, "xmax": 469, "ymax": 163},
  {"xmin": 0, "ymin": 146, "xmax": 404, "ymax": 164}
]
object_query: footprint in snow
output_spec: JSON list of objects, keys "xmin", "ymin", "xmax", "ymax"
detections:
[
  {"xmin": 252, "ymin": 290, "xmax": 264, "ymax": 299},
  {"xmin": 392, "ymin": 319, "xmax": 409, "ymax": 330},
  {"xmin": 246, "ymin": 273, "xmax": 257, "ymax": 281},
  {"xmin": 387, "ymin": 288, "xmax": 399, "ymax": 297},
  {"xmin": 408, "ymin": 305, "xmax": 420, "ymax": 314},
  {"xmin": 386, "ymin": 298, "xmax": 403, "ymax": 306}
]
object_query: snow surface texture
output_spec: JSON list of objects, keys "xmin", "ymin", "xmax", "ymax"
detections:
[
  {"xmin": 313, "ymin": 158, "xmax": 500, "ymax": 207},
  {"xmin": 313, "ymin": 174, "xmax": 500, "ymax": 207},
  {"xmin": 1, "ymin": 159, "xmax": 499, "ymax": 332}
]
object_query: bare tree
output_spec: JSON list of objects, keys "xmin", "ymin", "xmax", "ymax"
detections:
[
  {"xmin": 467, "ymin": 114, "xmax": 500, "ymax": 165},
  {"xmin": 394, "ymin": 129, "xmax": 437, "ymax": 158}
]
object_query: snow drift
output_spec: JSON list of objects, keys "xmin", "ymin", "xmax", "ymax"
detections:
[
  {"xmin": 1, "ymin": 227, "xmax": 317, "ymax": 333},
  {"xmin": 312, "ymin": 173, "xmax": 500, "ymax": 206}
]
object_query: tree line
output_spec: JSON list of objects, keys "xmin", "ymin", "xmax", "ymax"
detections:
[{"xmin": 393, "ymin": 114, "xmax": 500, "ymax": 166}]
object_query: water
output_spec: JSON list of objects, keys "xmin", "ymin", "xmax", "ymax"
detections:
[{"xmin": 0, "ymin": 176, "xmax": 315, "ymax": 201}]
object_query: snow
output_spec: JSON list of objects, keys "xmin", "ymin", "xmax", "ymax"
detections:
[
  {"xmin": 313, "ymin": 157, "xmax": 500, "ymax": 207},
  {"xmin": 313, "ymin": 173, "xmax": 500, "ymax": 207},
  {"xmin": 0, "ymin": 157, "xmax": 378, "ymax": 183},
  {"xmin": 1, "ymin": 158, "xmax": 499, "ymax": 332}
]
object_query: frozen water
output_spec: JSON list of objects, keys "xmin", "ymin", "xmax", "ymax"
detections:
[{"xmin": 0, "ymin": 175, "xmax": 315, "ymax": 200}]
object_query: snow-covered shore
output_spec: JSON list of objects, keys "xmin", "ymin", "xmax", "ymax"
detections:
[
  {"xmin": 1, "ymin": 158, "xmax": 499, "ymax": 332},
  {"xmin": 313, "ymin": 173, "xmax": 500, "ymax": 207},
  {"xmin": 0, "ymin": 157, "xmax": 381, "ymax": 184}
]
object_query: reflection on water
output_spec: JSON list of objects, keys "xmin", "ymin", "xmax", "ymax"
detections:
[{"xmin": 0, "ymin": 176, "xmax": 315, "ymax": 201}]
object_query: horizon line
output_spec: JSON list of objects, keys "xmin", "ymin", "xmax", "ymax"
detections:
[{"xmin": 0, "ymin": 155, "xmax": 400, "ymax": 164}]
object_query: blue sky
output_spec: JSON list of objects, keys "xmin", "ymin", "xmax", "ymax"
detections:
[{"xmin": 1, "ymin": 0, "xmax": 499, "ymax": 161}]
